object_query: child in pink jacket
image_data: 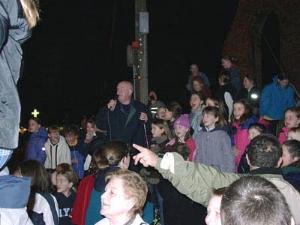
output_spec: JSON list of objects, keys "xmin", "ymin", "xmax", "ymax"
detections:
[
  {"xmin": 231, "ymin": 100, "xmax": 258, "ymax": 166},
  {"xmin": 278, "ymin": 107, "xmax": 300, "ymax": 144}
]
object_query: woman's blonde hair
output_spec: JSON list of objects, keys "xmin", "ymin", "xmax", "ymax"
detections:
[
  {"xmin": 106, "ymin": 169, "xmax": 148, "ymax": 216},
  {"xmin": 20, "ymin": 0, "xmax": 40, "ymax": 28}
]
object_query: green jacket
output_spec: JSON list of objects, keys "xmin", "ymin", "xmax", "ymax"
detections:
[{"xmin": 155, "ymin": 153, "xmax": 300, "ymax": 224}]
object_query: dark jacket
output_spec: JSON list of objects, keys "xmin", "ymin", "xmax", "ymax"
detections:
[
  {"xmin": 96, "ymin": 99, "xmax": 151, "ymax": 147},
  {"xmin": 0, "ymin": 0, "xmax": 31, "ymax": 149},
  {"xmin": 24, "ymin": 128, "xmax": 48, "ymax": 163}
]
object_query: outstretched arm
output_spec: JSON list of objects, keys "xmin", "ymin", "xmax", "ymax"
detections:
[{"xmin": 133, "ymin": 144, "xmax": 240, "ymax": 206}]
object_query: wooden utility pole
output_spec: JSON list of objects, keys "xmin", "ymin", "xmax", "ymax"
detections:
[{"xmin": 133, "ymin": 0, "xmax": 148, "ymax": 105}]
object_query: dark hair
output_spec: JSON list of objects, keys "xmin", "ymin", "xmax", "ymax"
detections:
[
  {"xmin": 233, "ymin": 99, "xmax": 253, "ymax": 123},
  {"xmin": 249, "ymin": 123, "xmax": 266, "ymax": 134},
  {"xmin": 20, "ymin": 160, "xmax": 50, "ymax": 211},
  {"xmin": 93, "ymin": 140, "xmax": 130, "ymax": 170},
  {"xmin": 20, "ymin": 160, "xmax": 49, "ymax": 193},
  {"xmin": 86, "ymin": 117, "xmax": 97, "ymax": 127},
  {"xmin": 212, "ymin": 187, "xmax": 227, "ymax": 197},
  {"xmin": 219, "ymin": 70, "xmax": 231, "ymax": 84},
  {"xmin": 191, "ymin": 91, "xmax": 206, "ymax": 104},
  {"xmin": 222, "ymin": 55, "xmax": 238, "ymax": 64},
  {"xmin": 277, "ymin": 72, "xmax": 289, "ymax": 81},
  {"xmin": 285, "ymin": 106, "xmax": 300, "ymax": 120},
  {"xmin": 283, "ymin": 140, "xmax": 300, "ymax": 160},
  {"xmin": 166, "ymin": 101, "xmax": 182, "ymax": 120},
  {"xmin": 202, "ymin": 106, "xmax": 227, "ymax": 128},
  {"xmin": 29, "ymin": 117, "xmax": 42, "ymax": 125},
  {"xmin": 244, "ymin": 74, "xmax": 256, "ymax": 83},
  {"xmin": 221, "ymin": 176, "xmax": 292, "ymax": 225},
  {"xmin": 165, "ymin": 142, "xmax": 190, "ymax": 160},
  {"xmin": 48, "ymin": 125, "xmax": 60, "ymax": 133},
  {"xmin": 64, "ymin": 124, "xmax": 80, "ymax": 136},
  {"xmin": 247, "ymin": 134, "xmax": 282, "ymax": 168}
]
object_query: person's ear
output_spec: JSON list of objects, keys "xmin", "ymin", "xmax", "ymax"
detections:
[
  {"xmin": 68, "ymin": 182, "xmax": 73, "ymax": 189},
  {"xmin": 277, "ymin": 157, "xmax": 283, "ymax": 168}
]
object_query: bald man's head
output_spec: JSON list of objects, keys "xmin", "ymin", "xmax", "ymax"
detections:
[{"xmin": 117, "ymin": 81, "xmax": 133, "ymax": 104}]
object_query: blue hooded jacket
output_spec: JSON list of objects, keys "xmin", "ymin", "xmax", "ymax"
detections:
[
  {"xmin": 24, "ymin": 128, "xmax": 48, "ymax": 163},
  {"xmin": 260, "ymin": 76, "xmax": 295, "ymax": 120}
]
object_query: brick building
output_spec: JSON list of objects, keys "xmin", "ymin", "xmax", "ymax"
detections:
[{"xmin": 223, "ymin": 0, "xmax": 300, "ymax": 89}]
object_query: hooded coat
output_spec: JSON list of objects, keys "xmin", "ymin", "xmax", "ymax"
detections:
[
  {"xmin": 260, "ymin": 76, "xmax": 295, "ymax": 120},
  {"xmin": 24, "ymin": 128, "xmax": 48, "ymax": 163},
  {"xmin": 0, "ymin": 0, "xmax": 31, "ymax": 149}
]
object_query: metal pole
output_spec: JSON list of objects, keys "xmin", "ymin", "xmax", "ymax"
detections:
[{"xmin": 134, "ymin": 0, "xmax": 148, "ymax": 104}]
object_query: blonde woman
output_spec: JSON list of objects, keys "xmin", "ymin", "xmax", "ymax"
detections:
[
  {"xmin": 0, "ymin": 0, "xmax": 39, "ymax": 169},
  {"xmin": 95, "ymin": 169, "xmax": 148, "ymax": 225}
]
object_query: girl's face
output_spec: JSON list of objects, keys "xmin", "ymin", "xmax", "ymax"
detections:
[
  {"xmin": 101, "ymin": 177, "xmax": 134, "ymax": 219},
  {"xmin": 203, "ymin": 113, "xmax": 218, "ymax": 128},
  {"xmin": 174, "ymin": 125, "xmax": 189, "ymax": 140},
  {"xmin": 221, "ymin": 59, "xmax": 232, "ymax": 69},
  {"xmin": 151, "ymin": 124, "xmax": 165, "ymax": 138},
  {"xmin": 288, "ymin": 131, "xmax": 300, "ymax": 141},
  {"xmin": 56, "ymin": 174, "xmax": 73, "ymax": 194},
  {"xmin": 282, "ymin": 145, "xmax": 299, "ymax": 167},
  {"xmin": 192, "ymin": 80, "xmax": 202, "ymax": 92},
  {"xmin": 156, "ymin": 108, "xmax": 166, "ymax": 120},
  {"xmin": 233, "ymin": 103, "xmax": 245, "ymax": 120},
  {"xmin": 284, "ymin": 110, "xmax": 300, "ymax": 129},
  {"xmin": 205, "ymin": 195, "xmax": 222, "ymax": 225},
  {"xmin": 248, "ymin": 128, "xmax": 261, "ymax": 141},
  {"xmin": 28, "ymin": 119, "xmax": 40, "ymax": 133},
  {"xmin": 86, "ymin": 122, "xmax": 96, "ymax": 134},
  {"xmin": 164, "ymin": 109, "xmax": 173, "ymax": 121},
  {"xmin": 206, "ymin": 98, "xmax": 216, "ymax": 107},
  {"xmin": 190, "ymin": 94, "xmax": 202, "ymax": 110}
]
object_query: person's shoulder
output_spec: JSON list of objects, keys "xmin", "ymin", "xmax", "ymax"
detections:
[
  {"xmin": 95, "ymin": 218, "xmax": 109, "ymax": 225},
  {"xmin": 133, "ymin": 214, "xmax": 149, "ymax": 225}
]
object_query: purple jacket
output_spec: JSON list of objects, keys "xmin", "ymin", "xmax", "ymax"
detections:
[{"xmin": 24, "ymin": 128, "xmax": 48, "ymax": 163}]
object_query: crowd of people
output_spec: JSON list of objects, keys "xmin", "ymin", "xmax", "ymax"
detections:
[
  {"xmin": 1, "ymin": 0, "xmax": 300, "ymax": 225},
  {"xmin": 1, "ymin": 58, "xmax": 300, "ymax": 225}
]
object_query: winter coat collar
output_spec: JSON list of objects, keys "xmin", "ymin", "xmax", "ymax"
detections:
[{"xmin": 249, "ymin": 167, "xmax": 282, "ymax": 175}]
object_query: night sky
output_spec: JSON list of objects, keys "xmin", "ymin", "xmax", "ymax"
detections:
[{"xmin": 18, "ymin": 0, "xmax": 239, "ymax": 126}]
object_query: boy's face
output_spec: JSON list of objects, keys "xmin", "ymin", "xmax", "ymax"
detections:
[
  {"xmin": 248, "ymin": 128, "xmax": 261, "ymax": 141},
  {"xmin": 203, "ymin": 113, "xmax": 218, "ymax": 128},
  {"xmin": 56, "ymin": 174, "xmax": 72, "ymax": 194},
  {"xmin": 205, "ymin": 195, "xmax": 222, "ymax": 225},
  {"xmin": 285, "ymin": 111, "xmax": 300, "ymax": 128},
  {"xmin": 65, "ymin": 132, "xmax": 77, "ymax": 144},
  {"xmin": 281, "ymin": 145, "xmax": 298, "ymax": 167},
  {"xmin": 49, "ymin": 130, "xmax": 59, "ymax": 143}
]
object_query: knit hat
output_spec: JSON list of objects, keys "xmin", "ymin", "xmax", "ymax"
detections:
[{"xmin": 174, "ymin": 114, "xmax": 190, "ymax": 129}]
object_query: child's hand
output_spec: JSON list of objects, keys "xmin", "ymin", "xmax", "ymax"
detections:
[{"xmin": 232, "ymin": 146, "xmax": 240, "ymax": 156}]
